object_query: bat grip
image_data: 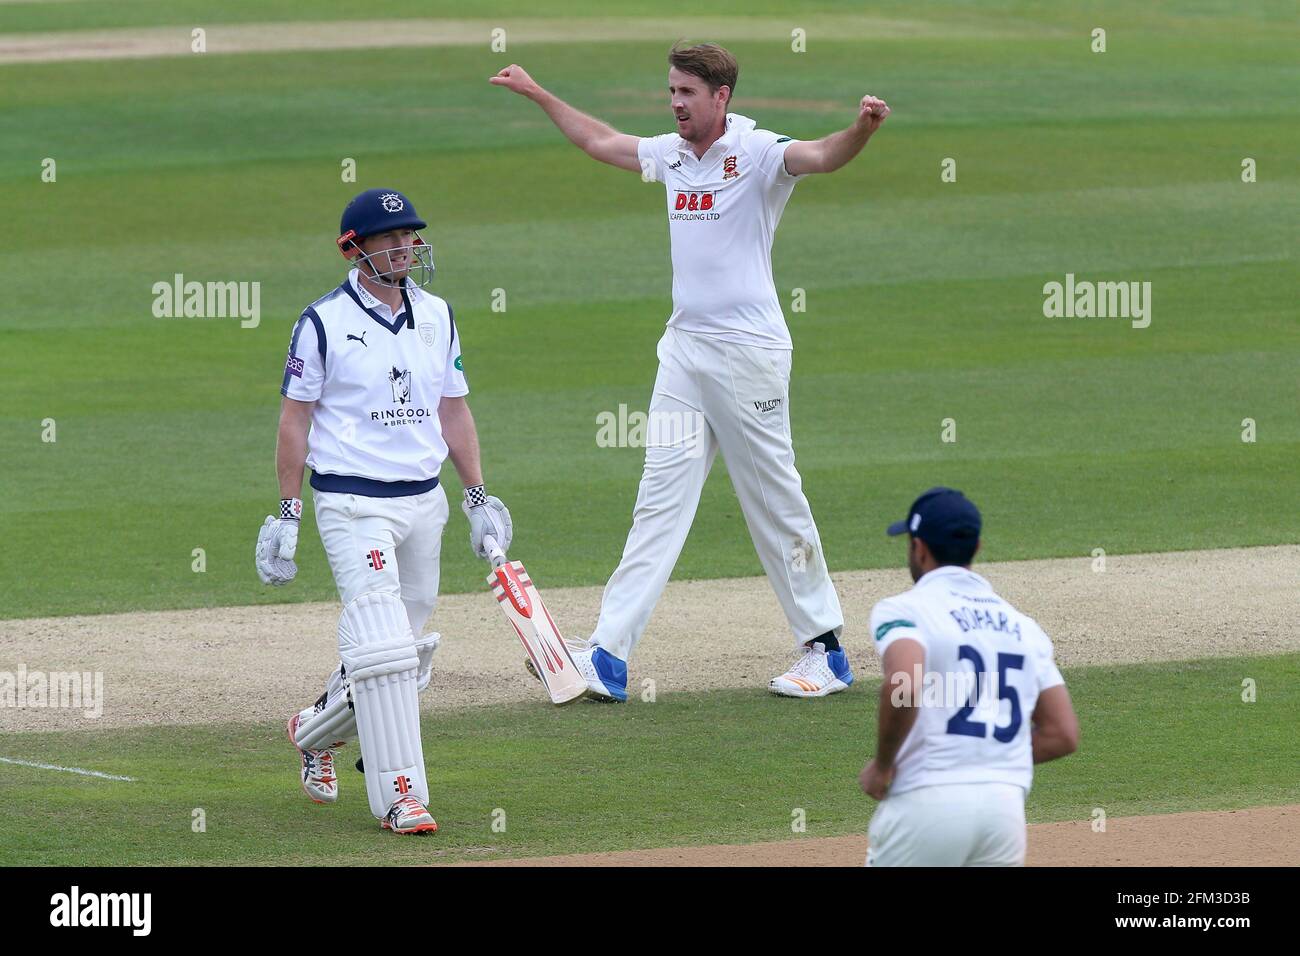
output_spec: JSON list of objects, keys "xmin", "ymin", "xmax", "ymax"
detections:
[{"xmin": 483, "ymin": 533, "xmax": 507, "ymax": 569}]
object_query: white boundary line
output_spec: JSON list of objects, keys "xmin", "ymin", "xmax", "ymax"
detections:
[{"xmin": 0, "ymin": 756, "xmax": 135, "ymax": 781}]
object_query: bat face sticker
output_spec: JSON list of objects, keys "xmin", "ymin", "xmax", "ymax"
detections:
[{"xmin": 389, "ymin": 366, "xmax": 412, "ymax": 405}]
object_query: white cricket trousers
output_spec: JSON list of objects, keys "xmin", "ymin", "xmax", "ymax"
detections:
[
  {"xmin": 313, "ymin": 484, "xmax": 449, "ymax": 634},
  {"xmin": 301, "ymin": 484, "xmax": 449, "ymax": 738},
  {"xmin": 866, "ymin": 782, "xmax": 1028, "ymax": 867},
  {"xmin": 591, "ymin": 327, "xmax": 844, "ymax": 661}
]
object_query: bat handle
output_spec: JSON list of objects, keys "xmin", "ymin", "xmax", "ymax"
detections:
[{"xmin": 483, "ymin": 533, "xmax": 507, "ymax": 569}]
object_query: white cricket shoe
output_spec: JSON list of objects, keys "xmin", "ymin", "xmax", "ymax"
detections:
[
  {"xmin": 526, "ymin": 639, "xmax": 627, "ymax": 702},
  {"xmin": 382, "ymin": 796, "xmax": 438, "ymax": 835},
  {"xmin": 768, "ymin": 642, "xmax": 855, "ymax": 698},
  {"xmin": 287, "ymin": 713, "xmax": 339, "ymax": 804}
]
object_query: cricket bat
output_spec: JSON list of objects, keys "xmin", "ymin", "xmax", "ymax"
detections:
[{"xmin": 482, "ymin": 534, "xmax": 587, "ymax": 705}]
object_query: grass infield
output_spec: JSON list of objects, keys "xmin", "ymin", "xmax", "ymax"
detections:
[
  {"xmin": 0, "ymin": 653, "xmax": 1294, "ymax": 866},
  {"xmin": 1, "ymin": 4, "xmax": 1297, "ymax": 618}
]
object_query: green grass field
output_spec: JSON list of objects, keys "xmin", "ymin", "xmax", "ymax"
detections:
[
  {"xmin": 1, "ymin": 2, "xmax": 1296, "ymax": 866},
  {"xmin": 1, "ymin": 655, "xmax": 1293, "ymax": 866},
  {"xmin": 2, "ymin": 2, "xmax": 1296, "ymax": 619}
]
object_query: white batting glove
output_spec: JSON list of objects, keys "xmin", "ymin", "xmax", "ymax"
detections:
[
  {"xmin": 256, "ymin": 503, "xmax": 300, "ymax": 586},
  {"xmin": 462, "ymin": 485, "xmax": 512, "ymax": 558}
]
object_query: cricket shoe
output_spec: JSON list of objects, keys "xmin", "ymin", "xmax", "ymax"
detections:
[
  {"xmin": 382, "ymin": 796, "xmax": 438, "ymax": 835},
  {"xmin": 768, "ymin": 642, "xmax": 854, "ymax": 698},
  {"xmin": 287, "ymin": 713, "xmax": 339, "ymax": 804},
  {"xmin": 526, "ymin": 640, "xmax": 627, "ymax": 702}
]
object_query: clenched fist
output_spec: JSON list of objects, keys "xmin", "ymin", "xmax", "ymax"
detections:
[
  {"xmin": 857, "ymin": 95, "xmax": 891, "ymax": 134},
  {"xmin": 490, "ymin": 64, "xmax": 540, "ymax": 98}
]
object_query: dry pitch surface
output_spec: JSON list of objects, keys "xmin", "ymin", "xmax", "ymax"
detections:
[{"xmin": 2, "ymin": 545, "xmax": 1294, "ymax": 732}]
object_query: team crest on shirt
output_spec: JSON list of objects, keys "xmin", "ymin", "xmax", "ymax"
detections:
[
  {"xmin": 389, "ymin": 366, "xmax": 412, "ymax": 405},
  {"xmin": 722, "ymin": 155, "xmax": 738, "ymax": 179},
  {"xmin": 418, "ymin": 322, "xmax": 436, "ymax": 347}
]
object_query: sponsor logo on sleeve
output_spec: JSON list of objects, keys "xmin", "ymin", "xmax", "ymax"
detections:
[
  {"xmin": 285, "ymin": 354, "xmax": 305, "ymax": 378},
  {"xmin": 874, "ymin": 619, "xmax": 916, "ymax": 641}
]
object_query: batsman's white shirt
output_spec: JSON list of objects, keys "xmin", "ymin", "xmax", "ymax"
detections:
[
  {"xmin": 638, "ymin": 113, "xmax": 800, "ymax": 349},
  {"xmin": 281, "ymin": 269, "xmax": 468, "ymax": 491},
  {"xmin": 869, "ymin": 566, "xmax": 1065, "ymax": 795}
]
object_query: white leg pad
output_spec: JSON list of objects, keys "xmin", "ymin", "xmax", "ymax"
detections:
[
  {"xmin": 339, "ymin": 591, "xmax": 428, "ymax": 819},
  {"xmin": 415, "ymin": 632, "xmax": 440, "ymax": 692},
  {"xmin": 296, "ymin": 631, "xmax": 439, "ymax": 751},
  {"xmin": 294, "ymin": 665, "xmax": 355, "ymax": 750}
]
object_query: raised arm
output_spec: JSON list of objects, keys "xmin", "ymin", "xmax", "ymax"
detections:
[
  {"xmin": 490, "ymin": 64, "xmax": 642, "ymax": 173},
  {"xmin": 783, "ymin": 94, "xmax": 891, "ymax": 176}
]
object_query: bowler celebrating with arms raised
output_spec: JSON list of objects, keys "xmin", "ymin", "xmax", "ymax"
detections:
[
  {"xmin": 256, "ymin": 188, "xmax": 512, "ymax": 834},
  {"xmin": 492, "ymin": 43, "xmax": 889, "ymax": 701}
]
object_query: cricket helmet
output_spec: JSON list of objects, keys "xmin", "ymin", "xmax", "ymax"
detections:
[{"xmin": 337, "ymin": 188, "xmax": 435, "ymax": 288}]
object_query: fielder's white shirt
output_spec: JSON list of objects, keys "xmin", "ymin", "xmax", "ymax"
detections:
[
  {"xmin": 281, "ymin": 269, "xmax": 468, "ymax": 490},
  {"xmin": 638, "ymin": 113, "xmax": 801, "ymax": 350},
  {"xmin": 869, "ymin": 566, "xmax": 1065, "ymax": 796}
]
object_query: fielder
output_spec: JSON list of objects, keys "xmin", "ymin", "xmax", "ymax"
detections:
[
  {"xmin": 859, "ymin": 488, "xmax": 1080, "ymax": 866},
  {"xmin": 491, "ymin": 43, "xmax": 890, "ymax": 701},
  {"xmin": 256, "ymin": 188, "xmax": 512, "ymax": 834}
]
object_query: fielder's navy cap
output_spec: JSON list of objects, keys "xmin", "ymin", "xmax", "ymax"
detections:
[
  {"xmin": 887, "ymin": 487, "xmax": 982, "ymax": 549},
  {"xmin": 339, "ymin": 188, "xmax": 427, "ymax": 242}
]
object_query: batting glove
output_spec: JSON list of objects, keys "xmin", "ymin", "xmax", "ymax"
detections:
[
  {"xmin": 462, "ymin": 485, "xmax": 512, "ymax": 558},
  {"xmin": 256, "ymin": 502, "xmax": 300, "ymax": 586}
]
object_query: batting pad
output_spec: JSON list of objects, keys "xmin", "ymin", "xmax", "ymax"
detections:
[
  {"xmin": 415, "ymin": 631, "xmax": 440, "ymax": 692},
  {"xmin": 295, "ymin": 632, "xmax": 440, "ymax": 751},
  {"xmin": 338, "ymin": 591, "xmax": 428, "ymax": 819},
  {"xmin": 294, "ymin": 664, "xmax": 355, "ymax": 750}
]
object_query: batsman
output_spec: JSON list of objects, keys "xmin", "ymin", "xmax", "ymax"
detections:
[
  {"xmin": 492, "ymin": 43, "xmax": 890, "ymax": 701},
  {"xmin": 255, "ymin": 188, "xmax": 512, "ymax": 834}
]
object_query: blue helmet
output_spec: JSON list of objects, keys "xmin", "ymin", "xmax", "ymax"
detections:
[{"xmin": 336, "ymin": 188, "xmax": 434, "ymax": 288}]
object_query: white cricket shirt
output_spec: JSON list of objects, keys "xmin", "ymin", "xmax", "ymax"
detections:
[
  {"xmin": 281, "ymin": 269, "xmax": 468, "ymax": 495},
  {"xmin": 869, "ymin": 566, "xmax": 1065, "ymax": 796},
  {"xmin": 638, "ymin": 113, "xmax": 801, "ymax": 349}
]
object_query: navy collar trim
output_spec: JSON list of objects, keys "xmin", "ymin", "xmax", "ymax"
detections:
[{"xmin": 341, "ymin": 280, "xmax": 411, "ymax": 335}]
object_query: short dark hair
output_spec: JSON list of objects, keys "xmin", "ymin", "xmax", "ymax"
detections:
[
  {"xmin": 668, "ymin": 42, "xmax": 739, "ymax": 103},
  {"xmin": 923, "ymin": 531, "xmax": 979, "ymax": 567}
]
